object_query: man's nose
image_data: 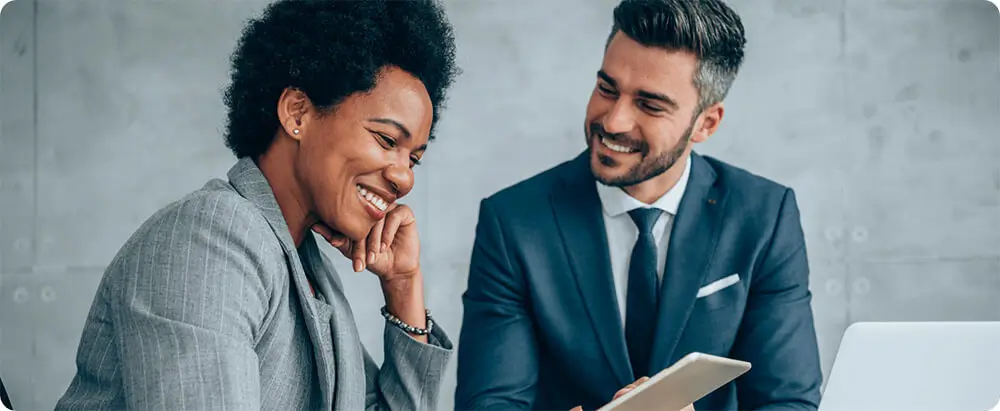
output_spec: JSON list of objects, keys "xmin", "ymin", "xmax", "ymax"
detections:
[{"xmin": 602, "ymin": 99, "xmax": 635, "ymax": 135}]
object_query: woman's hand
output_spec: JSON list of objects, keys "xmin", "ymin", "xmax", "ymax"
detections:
[
  {"xmin": 312, "ymin": 203, "xmax": 421, "ymax": 282},
  {"xmin": 313, "ymin": 204, "xmax": 429, "ymax": 343}
]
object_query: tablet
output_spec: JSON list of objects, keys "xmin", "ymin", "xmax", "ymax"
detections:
[{"xmin": 597, "ymin": 352, "xmax": 751, "ymax": 411}]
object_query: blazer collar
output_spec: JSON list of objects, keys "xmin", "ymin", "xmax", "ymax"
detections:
[
  {"xmin": 225, "ymin": 157, "xmax": 339, "ymax": 410},
  {"xmin": 594, "ymin": 153, "xmax": 692, "ymax": 218}
]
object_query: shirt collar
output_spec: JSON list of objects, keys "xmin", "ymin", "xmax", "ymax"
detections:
[{"xmin": 595, "ymin": 153, "xmax": 692, "ymax": 218}]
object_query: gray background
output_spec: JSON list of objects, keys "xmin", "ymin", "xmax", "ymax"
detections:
[{"xmin": 1, "ymin": 0, "xmax": 998, "ymax": 409}]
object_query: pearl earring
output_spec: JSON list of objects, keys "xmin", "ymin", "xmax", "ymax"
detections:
[{"xmin": 293, "ymin": 129, "xmax": 300, "ymax": 135}]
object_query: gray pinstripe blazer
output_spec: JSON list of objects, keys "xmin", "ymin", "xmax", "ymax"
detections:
[{"xmin": 55, "ymin": 158, "xmax": 452, "ymax": 410}]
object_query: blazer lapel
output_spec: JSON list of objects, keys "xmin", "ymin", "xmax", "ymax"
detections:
[
  {"xmin": 226, "ymin": 158, "xmax": 337, "ymax": 410},
  {"xmin": 551, "ymin": 151, "xmax": 633, "ymax": 388},
  {"xmin": 649, "ymin": 153, "xmax": 727, "ymax": 371},
  {"xmin": 300, "ymin": 236, "xmax": 368, "ymax": 411}
]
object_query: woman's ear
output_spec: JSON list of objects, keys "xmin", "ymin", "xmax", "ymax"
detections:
[{"xmin": 276, "ymin": 87, "xmax": 310, "ymax": 141}]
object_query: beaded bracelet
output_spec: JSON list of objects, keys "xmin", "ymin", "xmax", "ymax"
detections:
[{"xmin": 380, "ymin": 306, "xmax": 435, "ymax": 336}]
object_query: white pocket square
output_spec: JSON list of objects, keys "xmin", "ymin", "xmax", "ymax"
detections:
[{"xmin": 696, "ymin": 273, "xmax": 740, "ymax": 298}]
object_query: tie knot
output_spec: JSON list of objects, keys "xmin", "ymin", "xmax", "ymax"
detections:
[{"xmin": 628, "ymin": 208, "xmax": 663, "ymax": 234}]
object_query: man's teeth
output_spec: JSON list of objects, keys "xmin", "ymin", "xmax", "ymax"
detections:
[
  {"xmin": 601, "ymin": 137, "xmax": 635, "ymax": 153},
  {"xmin": 356, "ymin": 185, "xmax": 389, "ymax": 211}
]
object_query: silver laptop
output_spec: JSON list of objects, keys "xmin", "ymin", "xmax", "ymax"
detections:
[{"xmin": 819, "ymin": 321, "xmax": 1000, "ymax": 411}]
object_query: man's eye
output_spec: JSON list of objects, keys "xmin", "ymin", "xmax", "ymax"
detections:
[{"xmin": 640, "ymin": 102, "xmax": 664, "ymax": 113}]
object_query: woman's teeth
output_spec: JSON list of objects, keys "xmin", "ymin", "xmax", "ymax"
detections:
[
  {"xmin": 357, "ymin": 185, "xmax": 389, "ymax": 211},
  {"xmin": 601, "ymin": 137, "xmax": 635, "ymax": 153}
]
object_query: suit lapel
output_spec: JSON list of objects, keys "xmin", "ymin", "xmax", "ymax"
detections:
[
  {"xmin": 551, "ymin": 152, "xmax": 633, "ymax": 388},
  {"xmin": 226, "ymin": 158, "xmax": 337, "ymax": 410},
  {"xmin": 649, "ymin": 153, "xmax": 727, "ymax": 371}
]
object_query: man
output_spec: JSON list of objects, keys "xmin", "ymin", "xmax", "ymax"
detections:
[{"xmin": 455, "ymin": 0, "xmax": 823, "ymax": 410}]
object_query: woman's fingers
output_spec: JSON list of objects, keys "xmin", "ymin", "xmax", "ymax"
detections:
[
  {"xmin": 367, "ymin": 218, "xmax": 385, "ymax": 264},
  {"xmin": 380, "ymin": 204, "xmax": 414, "ymax": 252},
  {"xmin": 351, "ymin": 239, "xmax": 366, "ymax": 272},
  {"xmin": 312, "ymin": 223, "xmax": 351, "ymax": 256}
]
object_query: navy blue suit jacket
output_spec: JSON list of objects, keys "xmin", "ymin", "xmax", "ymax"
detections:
[{"xmin": 455, "ymin": 151, "xmax": 823, "ymax": 410}]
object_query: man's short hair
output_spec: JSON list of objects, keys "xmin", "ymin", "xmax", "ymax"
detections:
[{"xmin": 608, "ymin": 0, "xmax": 747, "ymax": 114}]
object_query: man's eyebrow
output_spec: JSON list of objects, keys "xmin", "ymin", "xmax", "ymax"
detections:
[
  {"xmin": 597, "ymin": 70, "xmax": 679, "ymax": 111},
  {"xmin": 636, "ymin": 90, "xmax": 679, "ymax": 111},
  {"xmin": 597, "ymin": 70, "xmax": 616, "ymax": 87}
]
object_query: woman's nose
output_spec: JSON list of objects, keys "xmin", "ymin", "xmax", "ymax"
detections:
[{"xmin": 383, "ymin": 163, "xmax": 413, "ymax": 198}]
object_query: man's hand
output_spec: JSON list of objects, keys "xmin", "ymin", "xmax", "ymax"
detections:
[
  {"xmin": 611, "ymin": 376, "xmax": 651, "ymax": 401},
  {"xmin": 570, "ymin": 376, "xmax": 694, "ymax": 411}
]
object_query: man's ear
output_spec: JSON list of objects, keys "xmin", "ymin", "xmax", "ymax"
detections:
[
  {"xmin": 276, "ymin": 87, "xmax": 311, "ymax": 141},
  {"xmin": 691, "ymin": 102, "xmax": 725, "ymax": 144}
]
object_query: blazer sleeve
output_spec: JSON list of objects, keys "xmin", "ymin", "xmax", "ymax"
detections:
[
  {"xmin": 363, "ymin": 324, "xmax": 454, "ymax": 410},
  {"xmin": 730, "ymin": 188, "xmax": 824, "ymax": 410},
  {"xmin": 109, "ymin": 194, "xmax": 281, "ymax": 410},
  {"xmin": 454, "ymin": 198, "xmax": 540, "ymax": 410}
]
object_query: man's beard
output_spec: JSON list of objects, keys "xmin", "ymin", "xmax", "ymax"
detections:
[{"xmin": 589, "ymin": 120, "xmax": 693, "ymax": 187}]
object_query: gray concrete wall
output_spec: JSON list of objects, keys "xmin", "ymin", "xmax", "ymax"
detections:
[{"xmin": 1, "ymin": 0, "xmax": 997, "ymax": 409}]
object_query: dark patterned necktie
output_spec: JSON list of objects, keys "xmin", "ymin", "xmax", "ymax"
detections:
[{"xmin": 625, "ymin": 207, "xmax": 663, "ymax": 379}]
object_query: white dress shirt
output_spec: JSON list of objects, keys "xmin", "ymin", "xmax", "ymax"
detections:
[{"xmin": 594, "ymin": 155, "xmax": 692, "ymax": 327}]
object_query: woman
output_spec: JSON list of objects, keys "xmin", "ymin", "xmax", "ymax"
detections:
[{"xmin": 55, "ymin": 0, "xmax": 458, "ymax": 409}]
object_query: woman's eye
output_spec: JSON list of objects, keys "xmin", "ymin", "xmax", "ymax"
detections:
[{"xmin": 375, "ymin": 132, "xmax": 396, "ymax": 148}]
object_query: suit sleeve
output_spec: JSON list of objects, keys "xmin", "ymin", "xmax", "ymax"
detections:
[
  {"xmin": 110, "ymin": 196, "xmax": 279, "ymax": 410},
  {"xmin": 363, "ymin": 320, "xmax": 454, "ymax": 410},
  {"xmin": 730, "ymin": 188, "xmax": 824, "ymax": 410},
  {"xmin": 454, "ymin": 199, "xmax": 540, "ymax": 410}
]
